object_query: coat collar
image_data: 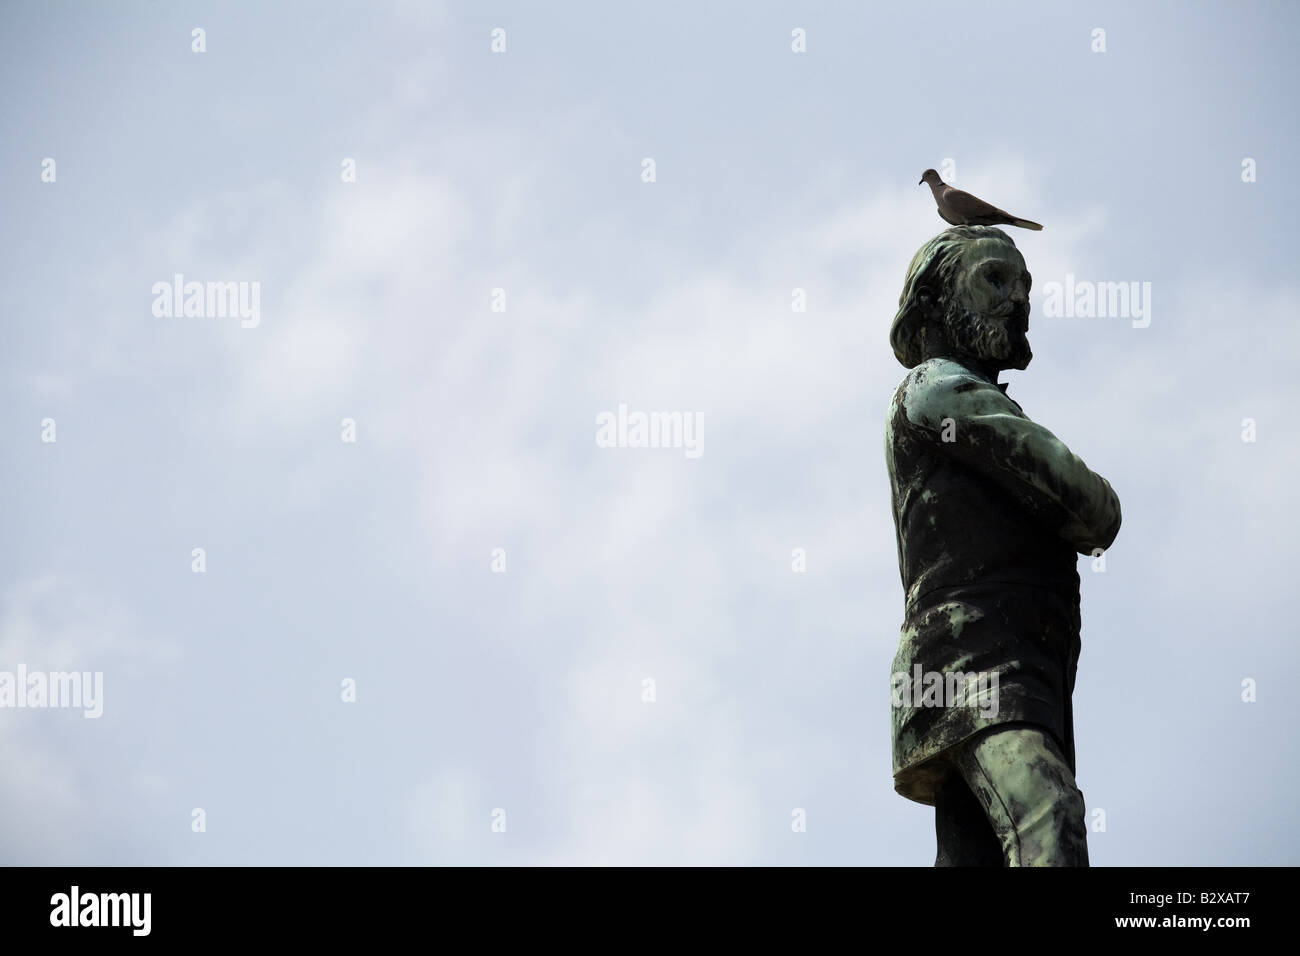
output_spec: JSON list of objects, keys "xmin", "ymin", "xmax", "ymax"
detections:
[
  {"xmin": 955, "ymin": 359, "xmax": 1010, "ymax": 394},
  {"xmin": 934, "ymin": 356, "xmax": 1013, "ymax": 397}
]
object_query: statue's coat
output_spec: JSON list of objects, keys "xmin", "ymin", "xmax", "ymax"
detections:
[{"xmin": 886, "ymin": 356, "xmax": 1121, "ymax": 805}]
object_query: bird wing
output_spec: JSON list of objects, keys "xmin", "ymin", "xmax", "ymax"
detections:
[{"xmin": 940, "ymin": 186, "xmax": 1008, "ymax": 222}]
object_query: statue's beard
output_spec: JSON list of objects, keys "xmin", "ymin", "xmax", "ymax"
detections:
[{"xmin": 943, "ymin": 301, "xmax": 1032, "ymax": 372}]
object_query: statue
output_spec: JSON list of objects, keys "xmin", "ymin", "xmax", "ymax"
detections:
[{"xmin": 885, "ymin": 225, "xmax": 1122, "ymax": 866}]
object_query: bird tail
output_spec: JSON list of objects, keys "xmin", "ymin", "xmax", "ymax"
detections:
[{"xmin": 1011, "ymin": 217, "xmax": 1043, "ymax": 231}]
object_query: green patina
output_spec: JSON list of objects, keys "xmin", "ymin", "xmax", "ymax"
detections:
[{"xmin": 944, "ymin": 604, "xmax": 982, "ymax": 640}]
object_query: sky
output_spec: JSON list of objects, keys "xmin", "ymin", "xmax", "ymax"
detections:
[{"xmin": 1, "ymin": 0, "xmax": 1297, "ymax": 865}]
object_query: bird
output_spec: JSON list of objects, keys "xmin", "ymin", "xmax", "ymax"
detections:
[{"xmin": 919, "ymin": 169, "xmax": 1043, "ymax": 231}]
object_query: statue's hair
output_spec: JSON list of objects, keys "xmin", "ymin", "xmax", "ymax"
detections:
[{"xmin": 890, "ymin": 225, "xmax": 1015, "ymax": 368}]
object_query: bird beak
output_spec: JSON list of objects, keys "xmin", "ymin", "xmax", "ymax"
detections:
[{"xmin": 918, "ymin": 178, "xmax": 923, "ymax": 185}]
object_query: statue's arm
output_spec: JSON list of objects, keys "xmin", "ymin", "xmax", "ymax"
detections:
[{"xmin": 904, "ymin": 367, "xmax": 1122, "ymax": 554}]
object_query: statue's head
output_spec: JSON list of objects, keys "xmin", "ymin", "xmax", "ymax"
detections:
[{"xmin": 890, "ymin": 225, "xmax": 1032, "ymax": 372}]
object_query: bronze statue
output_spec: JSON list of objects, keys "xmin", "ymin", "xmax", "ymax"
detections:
[{"xmin": 885, "ymin": 225, "xmax": 1122, "ymax": 866}]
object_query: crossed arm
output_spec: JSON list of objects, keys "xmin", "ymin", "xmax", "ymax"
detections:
[{"xmin": 904, "ymin": 362, "xmax": 1122, "ymax": 555}]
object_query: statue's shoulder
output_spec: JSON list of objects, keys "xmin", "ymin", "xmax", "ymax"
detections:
[
  {"xmin": 896, "ymin": 358, "xmax": 987, "ymax": 429},
  {"xmin": 900, "ymin": 357, "xmax": 982, "ymax": 400}
]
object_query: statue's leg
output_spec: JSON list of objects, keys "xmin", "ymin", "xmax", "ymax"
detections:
[
  {"xmin": 950, "ymin": 723, "xmax": 1090, "ymax": 867},
  {"xmin": 934, "ymin": 771, "xmax": 1004, "ymax": 866}
]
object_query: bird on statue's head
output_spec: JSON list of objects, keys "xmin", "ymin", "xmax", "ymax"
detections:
[{"xmin": 919, "ymin": 169, "xmax": 1043, "ymax": 231}]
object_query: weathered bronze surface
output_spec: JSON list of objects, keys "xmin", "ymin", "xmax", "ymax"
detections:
[{"xmin": 885, "ymin": 225, "xmax": 1121, "ymax": 865}]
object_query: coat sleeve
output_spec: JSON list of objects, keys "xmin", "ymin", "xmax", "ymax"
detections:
[{"xmin": 903, "ymin": 364, "xmax": 1122, "ymax": 555}]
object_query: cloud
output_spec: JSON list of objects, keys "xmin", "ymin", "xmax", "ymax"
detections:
[{"xmin": 0, "ymin": 576, "xmax": 174, "ymax": 863}]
